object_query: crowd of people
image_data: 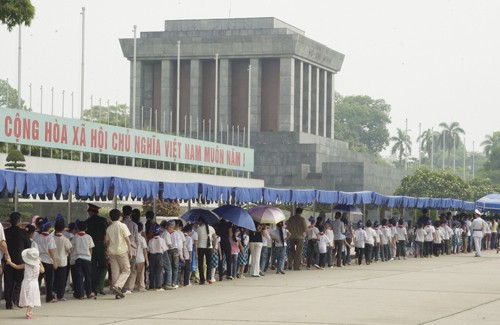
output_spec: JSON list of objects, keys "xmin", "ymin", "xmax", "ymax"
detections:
[{"xmin": 0, "ymin": 205, "xmax": 496, "ymax": 319}]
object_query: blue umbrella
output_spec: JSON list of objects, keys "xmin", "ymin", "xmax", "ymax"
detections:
[
  {"xmin": 333, "ymin": 204, "xmax": 363, "ymax": 216},
  {"xmin": 181, "ymin": 208, "xmax": 220, "ymax": 225},
  {"xmin": 213, "ymin": 205, "xmax": 256, "ymax": 231}
]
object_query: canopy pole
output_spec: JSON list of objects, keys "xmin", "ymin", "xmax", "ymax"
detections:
[
  {"xmin": 113, "ymin": 196, "xmax": 118, "ymax": 210},
  {"xmin": 68, "ymin": 189, "xmax": 72, "ymax": 224},
  {"xmin": 153, "ymin": 197, "xmax": 157, "ymax": 216},
  {"xmin": 312, "ymin": 199, "xmax": 316, "ymax": 221},
  {"xmin": 14, "ymin": 185, "xmax": 18, "ymax": 212}
]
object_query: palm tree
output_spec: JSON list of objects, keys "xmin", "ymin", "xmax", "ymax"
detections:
[
  {"xmin": 438, "ymin": 122, "xmax": 465, "ymax": 156},
  {"xmin": 481, "ymin": 132, "xmax": 500, "ymax": 156},
  {"xmin": 417, "ymin": 129, "xmax": 435, "ymax": 159},
  {"xmin": 390, "ymin": 128, "xmax": 412, "ymax": 165}
]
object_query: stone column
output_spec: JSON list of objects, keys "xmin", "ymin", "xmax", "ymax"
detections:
[
  {"xmin": 315, "ymin": 66, "xmax": 320, "ymax": 136},
  {"xmin": 190, "ymin": 59, "xmax": 202, "ymax": 135},
  {"xmin": 250, "ymin": 58, "xmax": 261, "ymax": 132},
  {"xmin": 130, "ymin": 60, "xmax": 142, "ymax": 129},
  {"xmin": 307, "ymin": 63, "xmax": 312, "ymax": 134},
  {"xmin": 219, "ymin": 58, "xmax": 231, "ymax": 130},
  {"xmin": 330, "ymin": 72, "xmax": 335, "ymax": 139},
  {"xmin": 323, "ymin": 70, "xmax": 328, "ymax": 137},
  {"xmin": 299, "ymin": 60, "xmax": 304, "ymax": 133},
  {"xmin": 161, "ymin": 59, "xmax": 173, "ymax": 133},
  {"xmin": 143, "ymin": 63, "xmax": 154, "ymax": 130},
  {"xmin": 279, "ymin": 57, "xmax": 294, "ymax": 132}
]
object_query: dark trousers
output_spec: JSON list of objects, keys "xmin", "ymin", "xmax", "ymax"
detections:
[
  {"xmin": 197, "ymin": 248, "xmax": 212, "ymax": 283},
  {"xmin": 53, "ymin": 265, "xmax": 68, "ymax": 300},
  {"xmin": 4, "ymin": 264, "xmax": 23, "ymax": 309},
  {"xmin": 288, "ymin": 238, "xmax": 303, "ymax": 270},
  {"xmin": 39, "ymin": 262, "xmax": 54, "ymax": 302},
  {"xmin": 73, "ymin": 259, "xmax": 92, "ymax": 298},
  {"xmin": 373, "ymin": 244, "xmax": 380, "ymax": 261},
  {"xmin": 218, "ymin": 240, "xmax": 232, "ymax": 280},
  {"xmin": 424, "ymin": 241, "xmax": 433, "ymax": 257},
  {"xmin": 334, "ymin": 240, "xmax": 343, "ymax": 267},
  {"xmin": 91, "ymin": 246, "xmax": 111, "ymax": 293},
  {"xmin": 182, "ymin": 258, "xmax": 191, "ymax": 286},
  {"xmin": 381, "ymin": 244, "xmax": 389, "ymax": 261},
  {"xmin": 364, "ymin": 244, "xmax": 373, "ymax": 264},
  {"xmin": 307, "ymin": 239, "xmax": 319, "ymax": 267},
  {"xmin": 396, "ymin": 240, "xmax": 406, "ymax": 258},
  {"xmin": 318, "ymin": 252, "xmax": 327, "ymax": 268},
  {"xmin": 148, "ymin": 253, "xmax": 163, "ymax": 289},
  {"xmin": 355, "ymin": 247, "xmax": 364, "ymax": 265},
  {"xmin": 326, "ymin": 246, "xmax": 334, "ymax": 266}
]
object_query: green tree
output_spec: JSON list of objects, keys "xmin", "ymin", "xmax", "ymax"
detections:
[
  {"xmin": 142, "ymin": 198, "xmax": 181, "ymax": 217},
  {"xmin": 390, "ymin": 128, "xmax": 412, "ymax": 166},
  {"xmin": 481, "ymin": 132, "xmax": 500, "ymax": 156},
  {"xmin": 82, "ymin": 103, "xmax": 129, "ymax": 127},
  {"xmin": 395, "ymin": 168, "xmax": 499, "ymax": 202},
  {"xmin": 438, "ymin": 121, "xmax": 465, "ymax": 156},
  {"xmin": 0, "ymin": 79, "xmax": 26, "ymax": 109},
  {"xmin": 5, "ymin": 148, "xmax": 26, "ymax": 171},
  {"xmin": 0, "ymin": 0, "xmax": 35, "ymax": 31},
  {"xmin": 417, "ymin": 128, "xmax": 437, "ymax": 160},
  {"xmin": 334, "ymin": 94, "xmax": 391, "ymax": 153}
]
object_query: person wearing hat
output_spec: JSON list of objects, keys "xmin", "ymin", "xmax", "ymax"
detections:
[
  {"xmin": 287, "ymin": 207, "xmax": 307, "ymax": 271},
  {"xmin": 85, "ymin": 203, "xmax": 109, "ymax": 296},
  {"xmin": 105, "ymin": 209, "xmax": 131, "ymax": 299},
  {"xmin": 6, "ymin": 248, "xmax": 45, "ymax": 319},
  {"xmin": 147, "ymin": 224, "xmax": 167, "ymax": 291},
  {"xmin": 4, "ymin": 212, "xmax": 31, "ymax": 309},
  {"xmin": 33, "ymin": 217, "xmax": 58, "ymax": 303},
  {"xmin": 353, "ymin": 221, "xmax": 367, "ymax": 265},
  {"xmin": 471, "ymin": 209, "xmax": 486, "ymax": 257}
]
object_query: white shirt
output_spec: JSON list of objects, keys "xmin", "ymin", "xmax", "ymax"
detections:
[
  {"xmin": 271, "ymin": 228, "xmax": 289, "ymax": 247},
  {"xmin": 325, "ymin": 229, "xmax": 334, "ymax": 246},
  {"xmin": 415, "ymin": 228, "xmax": 426, "ymax": 242},
  {"xmin": 472, "ymin": 217, "xmax": 486, "ymax": 237},
  {"xmin": 306, "ymin": 226, "xmax": 320, "ymax": 240},
  {"xmin": 374, "ymin": 228, "xmax": 382, "ymax": 244},
  {"xmin": 424, "ymin": 225, "xmax": 435, "ymax": 242},
  {"xmin": 364, "ymin": 227, "xmax": 377, "ymax": 245},
  {"xmin": 196, "ymin": 225, "xmax": 216, "ymax": 249},
  {"xmin": 381, "ymin": 226, "xmax": 390, "ymax": 245},
  {"xmin": 148, "ymin": 236, "xmax": 168, "ymax": 254},
  {"xmin": 396, "ymin": 226, "xmax": 407, "ymax": 241},
  {"xmin": 183, "ymin": 235, "xmax": 193, "ymax": 260},
  {"xmin": 34, "ymin": 233, "xmax": 57, "ymax": 264},
  {"xmin": 0, "ymin": 225, "xmax": 5, "ymax": 260},
  {"xmin": 161, "ymin": 229, "xmax": 173, "ymax": 247},
  {"xmin": 136, "ymin": 236, "xmax": 147, "ymax": 263},
  {"xmin": 318, "ymin": 234, "xmax": 328, "ymax": 253},
  {"xmin": 443, "ymin": 225, "xmax": 453, "ymax": 240},
  {"xmin": 434, "ymin": 227, "xmax": 444, "ymax": 244},
  {"xmin": 354, "ymin": 229, "xmax": 367, "ymax": 248},
  {"xmin": 71, "ymin": 233, "xmax": 95, "ymax": 263},
  {"xmin": 170, "ymin": 230, "xmax": 185, "ymax": 250},
  {"xmin": 53, "ymin": 233, "xmax": 72, "ymax": 267}
]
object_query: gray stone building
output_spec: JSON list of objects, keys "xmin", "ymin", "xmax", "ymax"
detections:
[{"xmin": 120, "ymin": 17, "xmax": 408, "ymax": 195}]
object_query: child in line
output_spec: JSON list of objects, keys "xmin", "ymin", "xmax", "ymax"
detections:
[
  {"xmin": 317, "ymin": 225, "xmax": 328, "ymax": 269},
  {"xmin": 396, "ymin": 219, "xmax": 407, "ymax": 260},
  {"xmin": 414, "ymin": 223, "xmax": 426, "ymax": 258},
  {"xmin": 229, "ymin": 225, "xmax": 243, "ymax": 279},
  {"xmin": 237, "ymin": 229, "xmax": 249, "ymax": 278},
  {"xmin": 71, "ymin": 220, "xmax": 95, "ymax": 299},
  {"xmin": 182, "ymin": 224, "xmax": 193, "ymax": 286},
  {"xmin": 148, "ymin": 224, "xmax": 168, "ymax": 291},
  {"xmin": 127, "ymin": 222, "xmax": 148, "ymax": 292},
  {"xmin": 354, "ymin": 221, "xmax": 367, "ymax": 266},
  {"xmin": 210, "ymin": 234, "xmax": 221, "ymax": 283},
  {"xmin": 6, "ymin": 248, "xmax": 45, "ymax": 319},
  {"xmin": 53, "ymin": 216, "xmax": 72, "ymax": 301}
]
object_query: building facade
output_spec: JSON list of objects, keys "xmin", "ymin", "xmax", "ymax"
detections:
[{"xmin": 120, "ymin": 18, "xmax": 408, "ymax": 194}]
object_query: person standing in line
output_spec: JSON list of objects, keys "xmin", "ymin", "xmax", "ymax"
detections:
[
  {"xmin": 424, "ymin": 220, "xmax": 436, "ymax": 258},
  {"xmin": 395, "ymin": 219, "xmax": 407, "ymax": 260},
  {"xmin": 159, "ymin": 220, "xmax": 173, "ymax": 289},
  {"xmin": 471, "ymin": 210, "xmax": 486, "ymax": 257},
  {"xmin": 127, "ymin": 222, "xmax": 148, "ymax": 292},
  {"xmin": 317, "ymin": 225, "xmax": 329, "ymax": 269},
  {"xmin": 121, "ymin": 206, "xmax": 139, "ymax": 295},
  {"xmin": 380, "ymin": 219, "xmax": 390, "ymax": 262},
  {"xmin": 372, "ymin": 221, "xmax": 382, "ymax": 262},
  {"xmin": 442, "ymin": 220, "xmax": 453, "ymax": 255},
  {"xmin": 364, "ymin": 220, "xmax": 377, "ymax": 264},
  {"xmin": 3, "ymin": 213, "xmax": 27, "ymax": 310},
  {"xmin": 147, "ymin": 224, "xmax": 167, "ymax": 291},
  {"xmin": 305, "ymin": 218, "xmax": 320, "ymax": 270},
  {"xmin": 341, "ymin": 215, "xmax": 354, "ymax": 265},
  {"xmin": 85, "ymin": 204, "xmax": 108, "ymax": 296},
  {"xmin": 71, "ymin": 220, "xmax": 95, "ymax": 300},
  {"xmin": 52, "ymin": 216, "xmax": 72, "ymax": 301},
  {"xmin": 353, "ymin": 221, "xmax": 367, "ymax": 266},
  {"xmin": 216, "ymin": 219, "xmax": 232, "ymax": 281},
  {"xmin": 270, "ymin": 221, "xmax": 290, "ymax": 274},
  {"xmin": 325, "ymin": 220, "xmax": 334, "ymax": 267},
  {"xmin": 248, "ymin": 222, "xmax": 264, "ymax": 277},
  {"xmin": 259, "ymin": 224, "xmax": 270, "ymax": 275},
  {"xmin": 287, "ymin": 207, "xmax": 307, "ymax": 271},
  {"xmin": 414, "ymin": 223, "xmax": 426, "ymax": 258},
  {"xmin": 331, "ymin": 212, "xmax": 345, "ymax": 267},
  {"xmin": 33, "ymin": 217, "xmax": 58, "ymax": 303},
  {"xmin": 195, "ymin": 216, "xmax": 216, "ymax": 285},
  {"xmin": 105, "ymin": 209, "xmax": 131, "ymax": 299}
]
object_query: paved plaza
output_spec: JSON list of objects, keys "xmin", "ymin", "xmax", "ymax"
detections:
[{"xmin": 1, "ymin": 250, "xmax": 500, "ymax": 325}]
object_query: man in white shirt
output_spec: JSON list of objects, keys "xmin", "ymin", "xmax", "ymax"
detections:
[
  {"xmin": 471, "ymin": 210, "xmax": 486, "ymax": 257},
  {"xmin": 105, "ymin": 209, "xmax": 131, "ymax": 299},
  {"xmin": 122, "ymin": 205, "xmax": 139, "ymax": 294},
  {"xmin": 332, "ymin": 212, "xmax": 345, "ymax": 267}
]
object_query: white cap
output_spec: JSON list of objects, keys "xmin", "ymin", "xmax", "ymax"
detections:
[{"xmin": 474, "ymin": 209, "xmax": 481, "ymax": 215}]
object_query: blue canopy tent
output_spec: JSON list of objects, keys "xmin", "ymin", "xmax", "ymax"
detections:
[{"xmin": 476, "ymin": 194, "xmax": 500, "ymax": 212}]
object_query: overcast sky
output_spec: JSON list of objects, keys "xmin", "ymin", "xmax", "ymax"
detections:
[{"xmin": 1, "ymin": 0, "xmax": 498, "ymax": 157}]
